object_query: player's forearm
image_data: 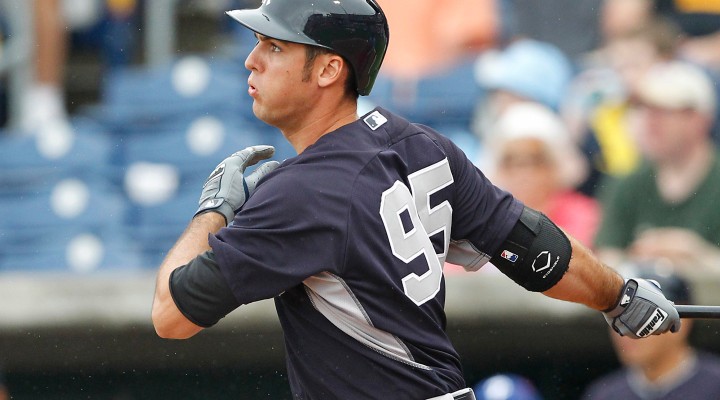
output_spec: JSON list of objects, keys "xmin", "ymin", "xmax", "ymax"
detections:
[
  {"xmin": 543, "ymin": 236, "xmax": 624, "ymax": 311},
  {"xmin": 152, "ymin": 212, "xmax": 226, "ymax": 339}
]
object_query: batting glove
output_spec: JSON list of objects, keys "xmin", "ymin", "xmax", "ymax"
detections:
[
  {"xmin": 603, "ymin": 278, "xmax": 681, "ymax": 339},
  {"xmin": 194, "ymin": 145, "xmax": 279, "ymax": 225}
]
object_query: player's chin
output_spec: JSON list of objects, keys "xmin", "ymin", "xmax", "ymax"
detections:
[{"xmin": 251, "ymin": 104, "xmax": 274, "ymax": 126}]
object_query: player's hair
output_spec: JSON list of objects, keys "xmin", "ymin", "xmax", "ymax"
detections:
[{"xmin": 304, "ymin": 46, "xmax": 359, "ymax": 99}]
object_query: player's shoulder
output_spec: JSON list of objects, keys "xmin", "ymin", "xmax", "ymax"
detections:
[
  {"xmin": 359, "ymin": 107, "xmax": 455, "ymax": 148},
  {"xmin": 251, "ymin": 145, "xmax": 360, "ymax": 214},
  {"xmin": 697, "ymin": 351, "xmax": 720, "ymax": 375},
  {"xmin": 581, "ymin": 369, "xmax": 632, "ymax": 400}
]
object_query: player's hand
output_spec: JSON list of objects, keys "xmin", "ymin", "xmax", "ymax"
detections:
[
  {"xmin": 194, "ymin": 145, "xmax": 279, "ymax": 225},
  {"xmin": 603, "ymin": 278, "xmax": 681, "ymax": 339}
]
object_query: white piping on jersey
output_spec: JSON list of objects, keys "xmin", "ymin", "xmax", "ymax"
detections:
[
  {"xmin": 446, "ymin": 240, "xmax": 491, "ymax": 272},
  {"xmin": 303, "ymin": 272, "xmax": 432, "ymax": 370}
]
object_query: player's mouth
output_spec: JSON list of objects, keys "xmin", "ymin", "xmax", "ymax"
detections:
[{"xmin": 247, "ymin": 79, "xmax": 258, "ymax": 97}]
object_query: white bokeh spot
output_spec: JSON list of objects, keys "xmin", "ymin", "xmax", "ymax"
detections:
[
  {"xmin": 36, "ymin": 119, "xmax": 75, "ymax": 159},
  {"xmin": 484, "ymin": 375, "xmax": 514, "ymax": 400},
  {"xmin": 172, "ymin": 56, "xmax": 211, "ymax": 97},
  {"xmin": 51, "ymin": 179, "xmax": 90, "ymax": 219},
  {"xmin": 67, "ymin": 233, "xmax": 104, "ymax": 273},
  {"xmin": 125, "ymin": 162, "xmax": 180, "ymax": 206},
  {"xmin": 186, "ymin": 116, "xmax": 225, "ymax": 156}
]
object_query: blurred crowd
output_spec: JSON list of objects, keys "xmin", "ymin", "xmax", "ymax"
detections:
[{"xmin": 1, "ymin": 0, "xmax": 720, "ymax": 398}]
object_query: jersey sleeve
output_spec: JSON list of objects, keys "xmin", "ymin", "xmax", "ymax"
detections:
[
  {"xmin": 435, "ymin": 134, "xmax": 524, "ymax": 269},
  {"xmin": 169, "ymin": 250, "xmax": 239, "ymax": 327},
  {"xmin": 209, "ymin": 165, "xmax": 350, "ymax": 305}
]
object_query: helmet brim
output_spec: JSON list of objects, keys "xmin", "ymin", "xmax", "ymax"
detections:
[{"xmin": 226, "ymin": 9, "xmax": 323, "ymax": 48}]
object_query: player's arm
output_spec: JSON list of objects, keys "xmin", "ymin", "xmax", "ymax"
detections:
[
  {"xmin": 490, "ymin": 206, "xmax": 680, "ymax": 338},
  {"xmin": 542, "ymin": 236, "xmax": 622, "ymax": 310},
  {"xmin": 152, "ymin": 213, "xmax": 226, "ymax": 339},
  {"xmin": 151, "ymin": 146, "xmax": 279, "ymax": 339}
]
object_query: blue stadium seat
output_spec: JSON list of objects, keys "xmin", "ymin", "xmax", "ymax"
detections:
[
  {"xmin": 0, "ymin": 119, "xmax": 114, "ymax": 195},
  {"xmin": 123, "ymin": 188, "xmax": 198, "ymax": 267},
  {"xmin": 0, "ymin": 226, "xmax": 143, "ymax": 272},
  {"xmin": 367, "ymin": 59, "xmax": 484, "ymax": 128},
  {"xmin": 118, "ymin": 113, "xmax": 270, "ymax": 186},
  {"xmin": 87, "ymin": 56, "xmax": 252, "ymax": 129},
  {"xmin": 0, "ymin": 178, "xmax": 126, "ymax": 236}
]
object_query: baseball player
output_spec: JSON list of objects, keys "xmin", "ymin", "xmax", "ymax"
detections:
[{"xmin": 151, "ymin": 1, "xmax": 681, "ymax": 399}]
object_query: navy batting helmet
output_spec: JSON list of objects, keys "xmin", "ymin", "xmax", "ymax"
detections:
[{"xmin": 227, "ymin": 0, "xmax": 389, "ymax": 96}]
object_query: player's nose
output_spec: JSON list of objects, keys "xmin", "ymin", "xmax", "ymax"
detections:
[{"xmin": 245, "ymin": 46, "xmax": 261, "ymax": 72}]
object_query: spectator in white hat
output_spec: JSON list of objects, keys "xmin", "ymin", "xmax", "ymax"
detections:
[
  {"xmin": 595, "ymin": 60, "xmax": 720, "ymax": 272},
  {"xmin": 483, "ymin": 102, "xmax": 599, "ymax": 247}
]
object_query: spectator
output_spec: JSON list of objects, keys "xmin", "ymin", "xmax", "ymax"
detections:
[
  {"xmin": 21, "ymin": 0, "xmax": 69, "ymax": 132},
  {"xmin": 503, "ymin": 0, "xmax": 604, "ymax": 60},
  {"xmin": 582, "ymin": 266, "xmax": 720, "ymax": 399},
  {"xmin": 19, "ymin": 0, "xmax": 139, "ymax": 131},
  {"xmin": 472, "ymin": 38, "xmax": 574, "ymax": 143},
  {"xmin": 654, "ymin": 0, "xmax": 720, "ymax": 72},
  {"xmin": 483, "ymin": 102, "xmax": 599, "ymax": 247},
  {"xmin": 562, "ymin": 15, "xmax": 681, "ymax": 195},
  {"xmin": 377, "ymin": 0, "xmax": 500, "ymax": 78},
  {"xmin": 598, "ymin": 0, "xmax": 653, "ymax": 43},
  {"xmin": 594, "ymin": 61, "xmax": 720, "ymax": 272}
]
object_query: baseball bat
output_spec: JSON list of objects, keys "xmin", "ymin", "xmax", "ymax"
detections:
[{"xmin": 675, "ymin": 305, "xmax": 720, "ymax": 319}]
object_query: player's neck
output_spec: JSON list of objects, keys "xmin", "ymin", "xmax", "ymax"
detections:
[
  {"xmin": 640, "ymin": 346, "xmax": 695, "ymax": 383},
  {"xmin": 283, "ymin": 99, "xmax": 358, "ymax": 154}
]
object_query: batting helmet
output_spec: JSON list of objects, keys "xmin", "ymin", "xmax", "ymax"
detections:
[{"xmin": 227, "ymin": 0, "xmax": 389, "ymax": 96}]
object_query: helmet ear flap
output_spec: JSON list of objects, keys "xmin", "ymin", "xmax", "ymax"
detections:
[{"xmin": 227, "ymin": 0, "xmax": 389, "ymax": 96}]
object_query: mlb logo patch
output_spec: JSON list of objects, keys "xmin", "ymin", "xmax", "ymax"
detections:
[
  {"xmin": 363, "ymin": 111, "xmax": 388, "ymax": 131},
  {"xmin": 500, "ymin": 249, "xmax": 518, "ymax": 263}
]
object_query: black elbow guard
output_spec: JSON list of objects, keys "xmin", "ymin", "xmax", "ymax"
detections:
[{"xmin": 490, "ymin": 206, "xmax": 571, "ymax": 292}]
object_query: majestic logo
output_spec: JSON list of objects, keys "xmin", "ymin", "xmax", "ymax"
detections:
[
  {"xmin": 636, "ymin": 308, "xmax": 668, "ymax": 338},
  {"xmin": 531, "ymin": 251, "xmax": 559, "ymax": 278},
  {"xmin": 500, "ymin": 250, "xmax": 518, "ymax": 263},
  {"xmin": 363, "ymin": 111, "xmax": 388, "ymax": 131}
]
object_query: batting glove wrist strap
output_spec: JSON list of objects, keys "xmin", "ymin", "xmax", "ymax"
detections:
[
  {"xmin": 195, "ymin": 200, "xmax": 235, "ymax": 225},
  {"xmin": 603, "ymin": 278, "xmax": 681, "ymax": 339}
]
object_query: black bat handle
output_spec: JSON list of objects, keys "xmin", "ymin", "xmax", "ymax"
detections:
[{"xmin": 675, "ymin": 305, "xmax": 720, "ymax": 319}]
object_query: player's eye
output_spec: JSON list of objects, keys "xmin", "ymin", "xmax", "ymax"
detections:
[{"xmin": 270, "ymin": 43, "xmax": 281, "ymax": 52}]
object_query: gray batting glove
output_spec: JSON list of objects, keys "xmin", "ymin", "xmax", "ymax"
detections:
[
  {"xmin": 603, "ymin": 278, "xmax": 681, "ymax": 339},
  {"xmin": 194, "ymin": 145, "xmax": 279, "ymax": 225}
]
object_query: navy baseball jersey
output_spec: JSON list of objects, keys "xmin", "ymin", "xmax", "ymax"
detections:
[
  {"xmin": 199, "ymin": 108, "xmax": 522, "ymax": 399},
  {"xmin": 582, "ymin": 352, "xmax": 720, "ymax": 399}
]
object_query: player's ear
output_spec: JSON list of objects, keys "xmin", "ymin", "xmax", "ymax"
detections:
[{"xmin": 317, "ymin": 54, "xmax": 345, "ymax": 90}]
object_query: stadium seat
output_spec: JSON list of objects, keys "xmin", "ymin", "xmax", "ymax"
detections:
[
  {"xmin": 123, "ymin": 187, "xmax": 198, "ymax": 267},
  {"xmin": 0, "ymin": 226, "xmax": 143, "ymax": 273},
  {"xmin": 86, "ymin": 55, "xmax": 253, "ymax": 129},
  {"xmin": 367, "ymin": 59, "xmax": 484, "ymax": 128},
  {"xmin": 117, "ymin": 113, "xmax": 269, "ymax": 187},
  {"xmin": 0, "ymin": 118, "xmax": 114, "ymax": 195}
]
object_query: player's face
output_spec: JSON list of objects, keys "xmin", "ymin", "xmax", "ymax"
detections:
[
  {"xmin": 609, "ymin": 321, "xmax": 690, "ymax": 369},
  {"xmin": 244, "ymin": 34, "xmax": 317, "ymax": 129}
]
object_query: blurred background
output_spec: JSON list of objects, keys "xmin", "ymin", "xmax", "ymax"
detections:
[{"xmin": 1, "ymin": 0, "xmax": 720, "ymax": 398}]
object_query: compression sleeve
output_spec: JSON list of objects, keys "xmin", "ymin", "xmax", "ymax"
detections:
[
  {"xmin": 490, "ymin": 206, "xmax": 571, "ymax": 292},
  {"xmin": 169, "ymin": 251, "xmax": 240, "ymax": 327}
]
